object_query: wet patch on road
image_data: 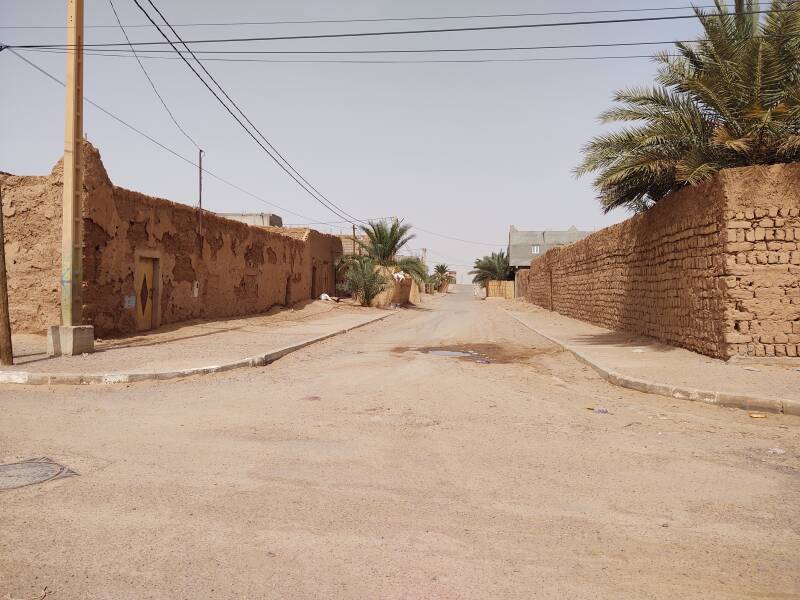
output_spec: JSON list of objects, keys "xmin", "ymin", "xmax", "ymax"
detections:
[{"xmin": 392, "ymin": 343, "xmax": 562, "ymax": 364}]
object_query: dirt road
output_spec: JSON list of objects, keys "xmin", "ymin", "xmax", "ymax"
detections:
[{"xmin": 2, "ymin": 286, "xmax": 798, "ymax": 599}]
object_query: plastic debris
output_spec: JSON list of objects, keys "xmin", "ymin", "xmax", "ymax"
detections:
[
  {"xmin": 320, "ymin": 293, "xmax": 332, "ymax": 301},
  {"xmin": 767, "ymin": 447, "xmax": 786, "ymax": 455},
  {"xmin": 476, "ymin": 359, "xmax": 490, "ymax": 364},
  {"xmin": 592, "ymin": 407, "xmax": 609, "ymax": 414}
]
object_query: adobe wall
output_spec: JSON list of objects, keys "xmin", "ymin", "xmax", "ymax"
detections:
[
  {"xmin": 720, "ymin": 164, "xmax": 800, "ymax": 358},
  {"xmin": 523, "ymin": 163, "xmax": 800, "ymax": 359},
  {"xmin": 0, "ymin": 167, "xmax": 63, "ymax": 334},
  {"xmin": 2, "ymin": 143, "xmax": 343, "ymax": 337}
]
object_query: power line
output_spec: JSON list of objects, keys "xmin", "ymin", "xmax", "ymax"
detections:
[
  {"xmin": 131, "ymin": 0, "xmax": 361, "ymax": 225},
  {"xmin": 19, "ymin": 48, "xmax": 672, "ymax": 64},
  {"xmin": 414, "ymin": 226, "xmax": 505, "ymax": 247},
  {"xmin": 17, "ymin": 32, "xmax": 795, "ymax": 57},
  {"xmin": 283, "ymin": 218, "xmax": 391, "ymax": 226},
  {"xmin": 141, "ymin": 0, "xmax": 364, "ymax": 225},
  {"xmin": 107, "ymin": 0, "xmax": 200, "ymax": 150},
  {"xmin": 3, "ymin": 47, "xmax": 322, "ymax": 223},
  {"xmin": 13, "ymin": 7, "xmax": 790, "ymax": 50},
  {"xmin": 0, "ymin": 4, "xmax": 740, "ymax": 29}
]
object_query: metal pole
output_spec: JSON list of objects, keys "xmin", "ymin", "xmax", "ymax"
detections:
[
  {"xmin": 60, "ymin": 0, "xmax": 84, "ymax": 327},
  {"xmin": 0, "ymin": 184, "xmax": 13, "ymax": 365},
  {"xmin": 352, "ymin": 224, "xmax": 357, "ymax": 255},
  {"xmin": 198, "ymin": 148, "xmax": 204, "ymax": 210}
]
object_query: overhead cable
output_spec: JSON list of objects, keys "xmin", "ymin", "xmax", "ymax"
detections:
[{"xmin": 4, "ymin": 47, "xmax": 322, "ymax": 222}]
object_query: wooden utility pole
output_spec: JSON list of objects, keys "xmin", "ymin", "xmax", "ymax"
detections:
[
  {"xmin": 198, "ymin": 149, "xmax": 204, "ymax": 210},
  {"xmin": 0, "ymin": 185, "xmax": 13, "ymax": 365},
  {"xmin": 352, "ymin": 224, "xmax": 358, "ymax": 255},
  {"xmin": 60, "ymin": 0, "xmax": 84, "ymax": 327}
]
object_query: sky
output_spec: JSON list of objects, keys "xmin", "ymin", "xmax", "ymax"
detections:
[{"xmin": 1, "ymin": 0, "xmax": 711, "ymax": 282}]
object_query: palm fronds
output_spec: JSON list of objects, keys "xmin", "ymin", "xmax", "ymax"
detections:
[
  {"xmin": 577, "ymin": 0, "xmax": 800, "ymax": 213},
  {"xmin": 469, "ymin": 252, "xmax": 512, "ymax": 287},
  {"xmin": 338, "ymin": 257, "xmax": 389, "ymax": 306},
  {"xmin": 357, "ymin": 220, "xmax": 415, "ymax": 264}
]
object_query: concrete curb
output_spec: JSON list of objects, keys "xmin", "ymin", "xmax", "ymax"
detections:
[
  {"xmin": 0, "ymin": 312, "xmax": 394, "ymax": 386},
  {"xmin": 506, "ymin": 311, "xmax": 800, "ymax": 417}
]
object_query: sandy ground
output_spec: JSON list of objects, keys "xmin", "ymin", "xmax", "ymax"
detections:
[
  {"xmin": 1, "ymin": 286, "xmax": 798, "ymax": 599},
  {"xmin": 505, "ymin": 301, "xmax": 800, "ymax": 404},
  {"xmin": 6, "ymin": 299, "xmax": 384, "ymax": 374}
]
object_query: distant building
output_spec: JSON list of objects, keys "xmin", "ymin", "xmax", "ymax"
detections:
[
  {"xmin": 507, "ymin": 225, "xmax": 591, "ymax": 270},
  {"xmin": 339, "ymin": 234, "xmax": 368, "ymax": 255},
  {"xmin": 218, "ymin": 212, "xmax": 283, "ymax": 227}
]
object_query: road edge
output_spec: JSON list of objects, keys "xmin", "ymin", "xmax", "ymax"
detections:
[
  {"xmin": 506, "ymin": 310, "xmax": 799, "ymax": 417},
  {"xmin": 0, "ymin": 312, "xmax": 394, "ymax": 386}
]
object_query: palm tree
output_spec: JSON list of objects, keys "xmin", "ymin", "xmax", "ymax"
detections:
[
  {"xmin": 338, "ymin": 257, "xmax": 389, "ymax": 307},
  {"xmin": 433, "ymin": 263, "xmax": 452, "ymax": 292},
  {"xmin": 469, "ymin": 252, "xmax": 512, "ymax": 287},
  {"xmin": 355, "ymin": 220, "xmax": 428, "ymax": 284},
  {"xmin": 576, "ymin": 0, "xmax": 800, "ymax": 213}
]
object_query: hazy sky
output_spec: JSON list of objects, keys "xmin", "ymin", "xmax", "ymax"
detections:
[{"xmin": 1, "ymin": 1, "xmax": 709, "ymax": 281}]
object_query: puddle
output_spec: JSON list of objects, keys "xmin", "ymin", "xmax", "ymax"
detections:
[
  {"xmin": 392, "ymin": 343, "xmax": 564, "ymax": 364},
  {"xmin": 427, "ymin": 350, "xmax": 474, "ymax": 358}
]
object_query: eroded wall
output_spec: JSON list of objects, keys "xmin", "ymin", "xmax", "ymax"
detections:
[
  {"xmin": 0, "ymin": 166, "xmax": 63, "ymax": 333},
  {"xmin": 522, "ymin": 163, "xmax": 800, "ymax": 359},
  {"xmin": 720, "ymin": 164, "xmax": 800, "ymax": 358},
  {"xmin": 3, "ymin": 143, "xmax": 343, "ymax": 337}
]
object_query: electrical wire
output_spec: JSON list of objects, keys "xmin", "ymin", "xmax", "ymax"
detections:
[
  {"xmin": 107, "ymin": 0, "xmax": 200, "ymax": 149},
  {"xmin": 131, "ymin": 0, "xmax": 362, "ymax": 224},
  {"xmin": 12, "ymin": 7, "xmax": 791, "ymax": 50},
  {"xmin": 3, "ymin": 47, "xmax": 323, "ymax": 223},
  {"xmin": 414, "ymin": 226, "xmax": 505, "ymax": 247},
  {"xmin": 149, "ymin": 0, "xmax": 365, "ymax": 224},
  {"xmin": 18, "ymin": 48, "xmax": 672, "ymax": 64},
  {"xmin": 0, "ymin": 4, "xmax": 743, "ymax": 29},
  {"xmin": 17, "ymin": 31, "xmax": 798, "ymax": 58}
]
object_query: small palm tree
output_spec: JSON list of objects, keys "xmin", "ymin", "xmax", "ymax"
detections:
[
  {"xmin": 469, "ymin": 252, "xmax": 512, "ymax": 287},
  {"xmin": 576, "ymin": 0, "xmax": 800, "ymax": 213},
  {"xmin": 339, "ymin": 257, "xmax": 389, "ymax": 307},
  {"xmin": 432, "ymin": 264, "xmax": 452, "ymax": 290},
  {"xmin": 356, "ymin": 220, "xmax": 428, "ymax": 284}
]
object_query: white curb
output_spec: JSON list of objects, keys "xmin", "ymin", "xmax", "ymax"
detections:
[
  {"xmin": 506, "ymin": 310, "xmax": 799, "ymax": 417},
  {"xmin": 0, "ymin": 312, "xmax": 394, "ymax": 386}
]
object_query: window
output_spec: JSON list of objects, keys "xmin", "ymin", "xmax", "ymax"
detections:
[{"xmin": 532, "ymin": 245, "xmax": 540, "ymax": 255}]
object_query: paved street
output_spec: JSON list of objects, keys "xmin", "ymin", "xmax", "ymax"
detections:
[{"xmin": 2, "ymin": 286, "xmax": 799, "ymax": 599}]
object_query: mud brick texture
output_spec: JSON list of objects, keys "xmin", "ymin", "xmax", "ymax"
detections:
[
  {"xmin": 517, "ymin": 163, "xmax": 800, "ymax": 359},
  {"xmin": 0, "ymin": 142, "xmax": 342, "ymax": 337}
]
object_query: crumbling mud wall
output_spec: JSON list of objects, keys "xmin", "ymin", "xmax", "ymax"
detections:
[
  {"xmin": 2, "ymin": 143, "xmax": 343, "ymax": 337},
  {"xmin": 523, "ymin": 163, "xmax": 800, "ymax": 360},
  {"xmin": 0, "ymin": 167, "xmax": 63, "ymax": 333}
]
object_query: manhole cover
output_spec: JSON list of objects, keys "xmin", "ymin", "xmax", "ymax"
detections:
[{"xmin": 0, "ymin": 457, "xmax": 77, "ymax": 491}]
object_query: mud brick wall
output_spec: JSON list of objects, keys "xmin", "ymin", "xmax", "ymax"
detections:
[
  {"xmin": 523, "ymin": 163, "xmax": 800, "ymax": 360},
  {"xmin": 514, "ymin": 269, "xmax": 529, "ymax": 299},
  {"xmin": 2, "ymin": 143, "xmax": 342, "ymax": 337},
  {"xmin": 722, "ymin": 165, "xmax": 800, "ymax": 358},
  {"xmin": 0, "ymin": 167, "xmax": 63, "ymax": 334}
]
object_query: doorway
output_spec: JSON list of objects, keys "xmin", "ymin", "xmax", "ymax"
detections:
[{"xmin": 135, "ymin": 256, "xmax": 158, "ymax": 331}]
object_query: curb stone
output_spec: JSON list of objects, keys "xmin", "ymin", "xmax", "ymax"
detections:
[
  {"xmin": 506, "ymin": 310, "xmax": 799, "ymax": 417},
  {"xmin": 0, "ymin": 312, "xmax": 394, "ymax": 386}
]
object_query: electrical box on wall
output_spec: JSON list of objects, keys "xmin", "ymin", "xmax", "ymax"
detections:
[{"xmin": 192, "ymin": 281, "xmax": 200, "ymax": 298}]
